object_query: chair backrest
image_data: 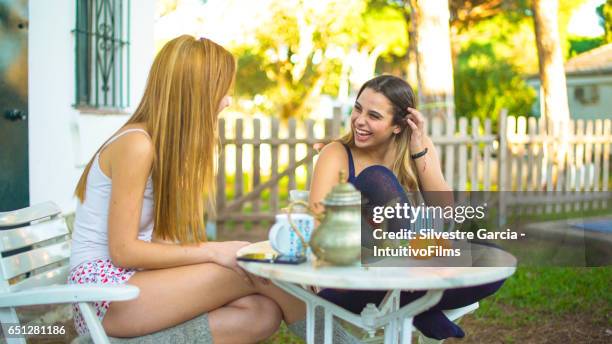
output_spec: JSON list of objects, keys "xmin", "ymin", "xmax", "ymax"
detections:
[{"xmin": 0, "ymin": 202, "xmax": 71, "ymax": 293}]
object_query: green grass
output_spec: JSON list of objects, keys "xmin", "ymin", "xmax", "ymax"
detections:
[
  {"xmin": 262, "ymin": 324, "xmax": 302, "ymax": 344},
  {"xmin": 500, "ymin": 239, "xmax": 594, "ymax": 266},
  {"xmin": 510, "ymin": 204, "xmax": 612, "ymax": 223},
  {"xmin": 475, "ymin": 266, "xmax": 612, "ymax": 326},
  {"xmin": 259, "ymin": 267, "xmax": 612, "ymax": 343}
]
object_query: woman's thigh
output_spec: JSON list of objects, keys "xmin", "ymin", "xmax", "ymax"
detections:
[{"xmin": 102, "ymin": 262, "xmax": 256, "ymax": 337}]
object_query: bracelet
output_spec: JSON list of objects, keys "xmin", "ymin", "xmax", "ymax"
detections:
[{"xmin": 410, "ymin": 148, "xmax": 428, "ymax": 160}]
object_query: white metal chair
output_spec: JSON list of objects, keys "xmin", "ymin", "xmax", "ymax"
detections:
[{"xmin": 0, "ymin": 202, "xmax": 139, "ymax": 344}]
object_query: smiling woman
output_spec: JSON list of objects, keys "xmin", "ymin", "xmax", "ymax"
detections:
[{"xmin": 309, "ymin": 74, "xmax": 506, "ymax": 341}]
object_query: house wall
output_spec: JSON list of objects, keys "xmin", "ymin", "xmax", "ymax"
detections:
[
  {"xmin": 528, "ymin": 73, "xmax": 612, "ymax": 120},
  {"xmin": 566, "ymin": 74, "xmax": 612, "ymax": 120},
  {"xmin": 28, "ymin": 0, "xmax": 156, "ymax": 213}
]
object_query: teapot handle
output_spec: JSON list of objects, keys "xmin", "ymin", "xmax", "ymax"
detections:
[{"xmin": 285, "ymin": 200, "xmax": 318, "ymax": 256}]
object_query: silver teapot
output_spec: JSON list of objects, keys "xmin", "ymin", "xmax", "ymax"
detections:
[{"xmin": 286, "ymin": 171, "xmax": 362, "ymax": 265}]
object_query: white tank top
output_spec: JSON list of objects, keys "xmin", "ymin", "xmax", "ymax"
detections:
[{"xmin": 70, "ymin": 129, "xmax": 155, "ymax": 270}]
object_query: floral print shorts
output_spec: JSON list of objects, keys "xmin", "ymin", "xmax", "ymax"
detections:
[{"xmin": 67, "ymin": 258, "xmax": 136, "ymax": 335}]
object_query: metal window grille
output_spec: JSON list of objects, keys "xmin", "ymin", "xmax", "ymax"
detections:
[{"xmin": 74, "ymin": 0, "xmax": 130, "ymax": 109}]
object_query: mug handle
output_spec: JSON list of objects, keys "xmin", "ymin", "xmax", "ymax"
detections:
[
  {"xmin": 268, "ymin": 221, "xmax": 283, "ymax": 253},
  {"xmin": 285, "ymin": 200, "xmax": 315, "ymax": 257}
]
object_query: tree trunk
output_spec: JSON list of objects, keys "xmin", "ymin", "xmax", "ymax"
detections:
[
  {"xmin": 405, "ymin": 8, "xmax": 418, "ymax": 90},
  {"xmin": 532, "ymin": 0, "xmax": 570, "ymax": 125},
  {"xmin": 532, "ymin": 0, "xmax": 570, "ymax": 182},
  {"xmin": 409, "ymin": 0, "xmax": 455, "ymax": 122}
]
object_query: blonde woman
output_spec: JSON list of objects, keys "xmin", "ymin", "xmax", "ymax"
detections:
[
  {"xmin": 309, "ymin": 75, "xmax": 505, "ymax": 340},
  {"xmin": 69, "ymin": 35, "xmax": 315, "ymax": 343}
]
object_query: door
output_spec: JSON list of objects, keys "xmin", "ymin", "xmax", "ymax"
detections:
[{"xmin": 0, "ymin": 0, "xmax": 29, "ymax": 211}]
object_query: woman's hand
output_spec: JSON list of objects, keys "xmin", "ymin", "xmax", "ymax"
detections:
[
  {"xmin": 202, "ymin": 241, "xmax": 253, "ymax": 284},
  {"xmin": 313, "ymin": 142, "xmax": 325, "ymax": 153},
  {"xmin": 405, "ymin": 107, "xmax": 427, "ymax": 153}
]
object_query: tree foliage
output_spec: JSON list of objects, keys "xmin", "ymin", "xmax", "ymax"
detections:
[
  {"xmin": 450, "ymin": 0, "xmax": 591, "ymax": 124},
  {"xmin": 597, "ymin": 1, "xmax": 612, "ymax": 43},
  {"xmin": 450, "ymin": 2, "xmax": 536, "ymax": 124},
  {"xmin": 455, "ymin": 42, "xmax": 536, "ymax": 129},
  {"xmin": 156, "ymin": 0, "xmax": 604, "ymax": 124},
  {"xmin": 568, "ymin": 36, "xmax": 605, "ymax": 57},
  {"xmin": 232, "ymin": 0, "xmax": 408, "ymax": 119}
]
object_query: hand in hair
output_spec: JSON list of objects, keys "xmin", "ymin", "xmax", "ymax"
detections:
[
  {"xmin": 405, "ymin": 107, "xmax": 427, "ymax": 153},
  {"xmin": 313, "ymin": 142, "xmax": 325, "ymax": 153}
]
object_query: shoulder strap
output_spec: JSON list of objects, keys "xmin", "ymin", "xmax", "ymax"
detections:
[
  {"xmin": 101, "ymin": 128, "xmax": 150, "ymax": 150},
  {"xmin": 342, "ymin": 143, "xmax": 355, "ymax": 182}
]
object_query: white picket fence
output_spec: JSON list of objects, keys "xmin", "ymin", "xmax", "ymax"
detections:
[
  {"xmin": 214, "ymin": 113, "xmax": 342, "ymax": 226},
  {"xmin": 500, "ymin": 112, "xmax": 611, "ymax": 215},
  {"xmin": 502, "ymin": 113, "xmax": 611, "ymax": 192},
  {"xmin": 212, "ymin": 111, "xmax": 612, "ymax": 231}
]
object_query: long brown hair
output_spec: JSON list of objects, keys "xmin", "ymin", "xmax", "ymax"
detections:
[
  {"xmin": 339, "ymin": 75, "xmax": 419, "ymax": 192},
  {"xmin": 75, "ymin": 35, "xmax": 236, "ymax": 243}
]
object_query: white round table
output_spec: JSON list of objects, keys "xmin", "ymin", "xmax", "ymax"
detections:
[{"xmin": 238, "ymin": 241, "xmax": 516, "ymax": 344}]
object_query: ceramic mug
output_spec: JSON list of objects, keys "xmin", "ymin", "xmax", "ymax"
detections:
[{"xmin": 268, "ymin": 212, "xmax": 314, "ymax": 257}]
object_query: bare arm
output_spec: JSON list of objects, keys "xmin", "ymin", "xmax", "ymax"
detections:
[
  {"xmin": 405, "ymin": 108, "xmax": 453, "ymax": 207},
  {"xmin": 105, "ymin": 134, "xmax": 248, "ymax": 273},
  {"xmin": 151, "ymin": 235, "xmax": 177, "ymax": 245},
  {"xmin": 413, "ymin": 135, "xmax": 450, "ymax": 192},
  {"xmin": 308, "ymin": 141, "xmax": 347, "ymax": 217}
]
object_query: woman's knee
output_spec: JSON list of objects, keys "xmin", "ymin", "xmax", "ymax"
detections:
[
  {"xmin": 358, "ymin": 165, "xmax": 396, "ymax": 181},
  {"xmin": 238, "ymin": 295, "xmax": 282, "ymax": 340},
  {"xmin": 476, "ymin": 279, "xmax": 506, "ymax": 297},
  {"xmin": 354, "ymin": 165, "xmax": 407, "ymax": 205}
]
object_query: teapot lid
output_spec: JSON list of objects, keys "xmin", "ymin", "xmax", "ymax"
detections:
[{"xmin": 322, "ymin": 170, "xmax": 361, "ymax": 206}]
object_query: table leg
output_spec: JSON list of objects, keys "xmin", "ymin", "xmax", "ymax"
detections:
[
  {"xmin": 393, "ymin": 318, "xmax": 400, "ymax": 343},
  {"xmin": 377, "ymin": 290, "xmax": 443, "ymax": 344},
  {"xmin": 384, "ymin": 318, "xmax": 397, "ymax": 344},
  {"xmin": 400, "ymin": 316, "xmax": 414, "ymax": 344},
  {"xmin": 379, "ymin": 290, "xmax": 400, "ymax": 344},
  {"xmin": 379, "ymin": 290, "xmax": 400, "ymax": 314},
  {"xmin": 270, "ymin": 280, "xmax": 443, "ymax": 344},
  {"xmin": 306, "ymin": 302, "xmax": 315, "ymax": 344},
  {"xmin": 324, "ymin": 308, "xmax": 333, "ymax": 344}
]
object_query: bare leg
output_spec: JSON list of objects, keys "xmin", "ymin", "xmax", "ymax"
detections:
[
  {"xmin": 251, "ymin": 274, "xmax": 306, "ymax": 324},
  {"xmin": 102, "ymin": 262, "xmax": 304, "ymax": 337},
  {"xmin": 208, "ymin": 295, "xmax": 282, "ymax": 344}
]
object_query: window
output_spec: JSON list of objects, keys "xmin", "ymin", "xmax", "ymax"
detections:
[
  {"xmin": 574, "ymin": 85, "xmax": 599, "ymax": 106},
  {"xmin": 74, "ymin": 0, "xmax": 130, "ymax": 110}
]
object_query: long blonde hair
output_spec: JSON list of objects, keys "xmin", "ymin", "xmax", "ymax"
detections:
[
  {"xmin": 340, "ymin": 75, "xmax": 419, "ymax": 192},
  {"xmin": 75, "ymin": 35, "xmax": 236, "ymax": 243}
]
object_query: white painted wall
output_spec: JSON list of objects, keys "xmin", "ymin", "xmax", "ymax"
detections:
[
  {"xmin": 528, "ymin": 73, "xmax": 612, "ymax": 120},
  {"xmin": 566, "ymin": 74, "xmax": 612, "ymax": 120},
  {"xmin": 28, "ymin": 0, "xmax": 155, "ymax": 213}
]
